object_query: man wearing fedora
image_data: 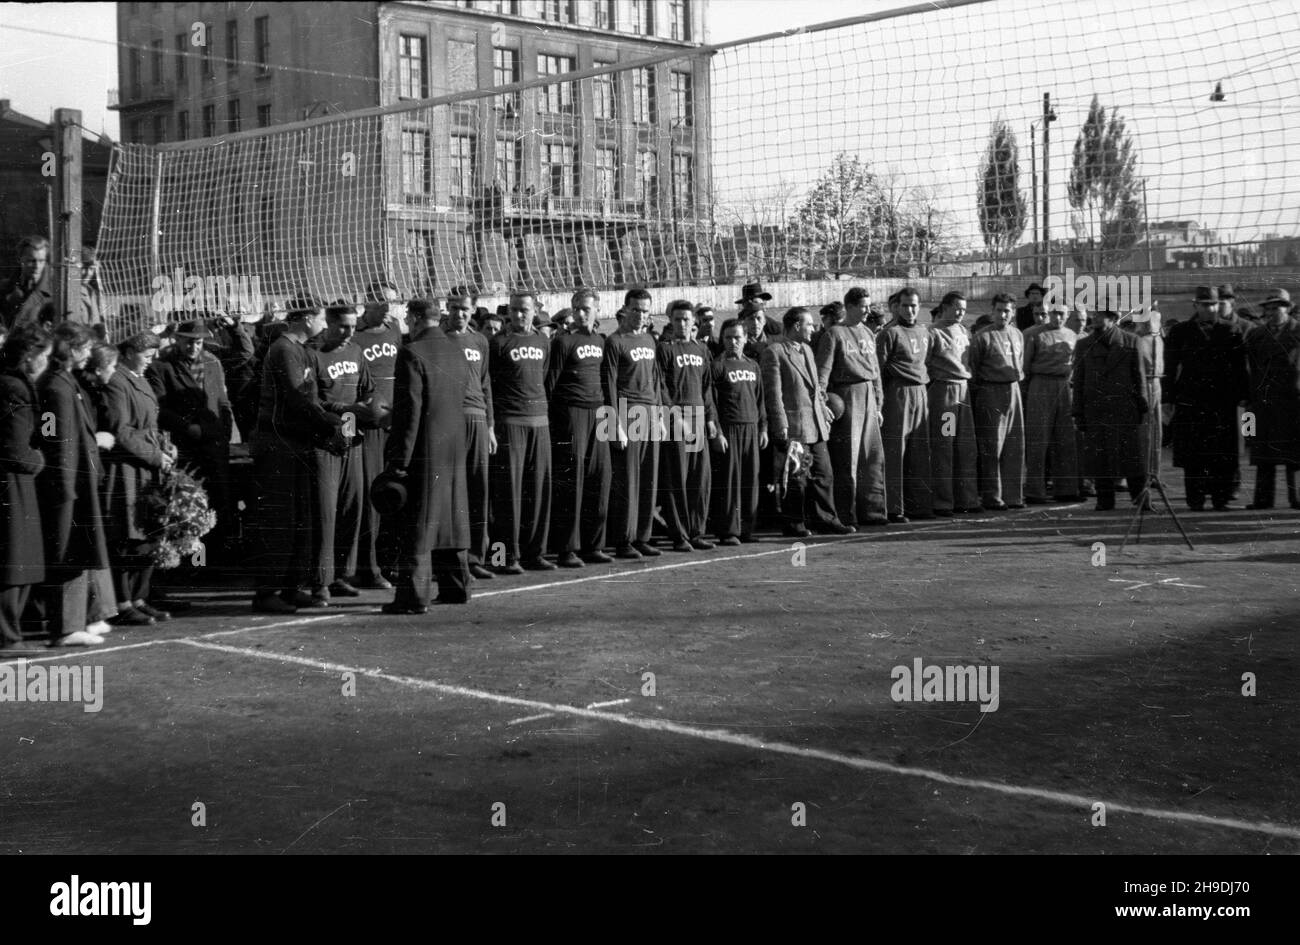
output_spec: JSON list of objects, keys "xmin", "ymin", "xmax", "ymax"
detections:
[
  {"xmin": 1242, "ymin": 289, "xmax": 1300, "ymax": 510},
  {"xmin": 736, "ymin": 282, "xmax": 782, "ymax": 339},
  {"xmin": 1016, "ymin": 283, "xmax": 1047, "ymax": 333},
  {"xmin": 382, "ymin": 310, "xmax": 472, "ymax": 613},
  {"xmin": 1165, "ymin": 286, "xmax": 1249, "ymax": 510},
  {"xmin": 148, "ymin": 317, "xmax": 234, "ymax": 553}
]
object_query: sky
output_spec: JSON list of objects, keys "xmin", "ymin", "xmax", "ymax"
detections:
[{"xmin": 2, "ymin": 0, "xmax": 1296, "ymax": 248}]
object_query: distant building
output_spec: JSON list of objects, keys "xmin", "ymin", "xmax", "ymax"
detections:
[
  {"xmin": 111, "ymin": 0, "xmax": 711, "ymax": 292},
  {"xmin": 0, "ymin": 99, "xmax": 113, "ymax": 281}
]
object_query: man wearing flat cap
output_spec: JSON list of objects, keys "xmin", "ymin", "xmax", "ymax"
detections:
[
  {"xmin": 148, "ymin": 318, "xmax": 234, "ymax": 554},
  {"xmin": 1165, "ymin": 286, "xmax": 1249, "ymax": 510},
  {"xmin": 1242, "ymin": 289, "xmax": 1300, "ymax": 509}
]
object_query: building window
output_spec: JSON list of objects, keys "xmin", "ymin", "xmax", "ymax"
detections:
[
  {"xmin": 255, "ymin": 16, "xmax": 270, "ymax": 73},
  {"xmin": 539, "ymin": 0, "xmax": 574, "ymax": 23},
  {"xmin": 490, "ymin": 0, "xmax": 519, "ymax": 13},
  {"xmin": 631, "ymin": 0, "xmax": 654, "ymax": 35},
  {"xmin": 632, "ymin": 67, "xmax": 655, "ymax": 124},
  {"xmin": 150, "ymin": 40, "xmax": 163, "ymax": 84},
  {"xmin": 153, "ymin": 113, "xmax": 167, "ymax": 142},
  {"xmin": 669, "ymin": 71, "xmax": 692, "ymax": 125},
  {"xmin": 201, "ymin": 104, "xmax": 216, "ymax": 138},
  {"xmin": 129, "ymin": 50, "xmax": 142, "ymax": 96},
  {"xmin": 201, "ymin": 24, "xmax": 214, "ymax": 79},
  {"xmin": 595, "ymin": 147, "xmax": 618, "ymax": 201},
  {"xmin": 592, "ymin": 62, "xmax": 615, "ymax": 120},
  {"xmin": 450, "ymin": 135, "xmax": 475, "ymax": 198},
  {"xmin": 399, "ymin": 34, "xmax": 428, "ymax": 100},
  {"xmin": 401, "ymin": 128, "xmax": 432, "ymax": 195},
  {"xmin": 537, "ymin": 54, "xmax": 575, "ymax": 114},
  {"xmin": 595, "ymin": 0, "xmax": 616, "ymax": 29},
  {"xmin": 225, "ymin": 20, "xmax": 238, "ymax": 73},
  {"xmin": 493, "ymin": 47, "xmax": 520, "ymax": 114},
  {"xmin": 227, "ymin": 98, "xmax": 242, "ymax": 132},
  {"xmin": 257, "ymin": 104, "xmax": 272, "ymax": 127},
  {"xmin": 130, "ymin": 118, "xmax": 144, "ymax": 143},
  {"xmin": 636, "ymin": 150, "xmax": 658, "ymax": 204},
  {"xmin": 669, "ymin": 0, "xmax": 690, "ymax": 41},
  {"xmin": 175, "ymin": 34, "xmax": 188, "ymax": 83},
  {"xmin": 541, "ymin": 143, "xmax": 576, "ymax": 197},
  {"xmin": 495, "ymin": 138, "xmax": 521, "ymax": 193},
  {"xmin": 177, "ymin": 110, "xmax": 188, "ymax": 140},
  {"xmin": 672, "ymin": 153, "xmax": 693, "ymax": 209}
]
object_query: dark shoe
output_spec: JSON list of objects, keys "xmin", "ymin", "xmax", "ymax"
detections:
[
  {"xmin": 887, "ymin": 514, "xmax": 909, "ymax": 525},
  {"xmin": 522, "ymin": 556, "xmax": 558, "ymax": 571},
  {"xmin": 1095, "ymin": 498, "xmax": 1116, "ymax": 511},
  {"xmin": 1025, "ymin": 496, "xmax": 1050, "ymax": 505},
  {"xmin": 615, "ymin": 545, "xmax": 643, "ymax": 560},
  {"xmin": 304, "ymin": 593, "xmax": 330, "ymax": 608},
  {"xmin": 861, "ymin": 514, "xmax": 889, "ymax": 526},
  {"xmin": 494, "ymin": 561, "xmax": 525, "ymax": 575},
  {"xmin": 469, "ymin": 563, "xmax": 495, "ymax": 580},
  {"xmin": 136, "ymin": 603, "xmax": 171, "ymax": 621},
  {"xmin": 717, "ymin": 536, "xmax": 742, "ymax": 547},
  {"xmin": 329, "ymin": 579, "xmax": 361, "ymax": 597},
  {"xmin": 284, "ymin": 589, "xmax": 317, "ymax": 608},
  {"xmin": 1005, "ymin": 503, "xmax": 1026, "ymax": 510},
  {"xmin": 1187, "ymin": 501, "xmax": 1205, "ymax": 512},
  {"xmin": 689, "ymin": 537, "xmax": 715, "ymax": 550},
  {"xmin": 1212, "ymin": 501, "xmax": 1235, "ymax": 511},
  {"xmin": 556, "ymin": 552, "xmax": 584, "ymax": 568},
  {"xmin": 739, "ymin": 532, "xmax": 758, "ymax": 543},
  {"xmin": 782, "ymin": 525, "xmax": 812, "ymax": 538},
  {"xmin": 983, "ymin": 501, "xmax": 1008, "ymax": 511},
  {"xmin": 580, "ymin": 549, "xmax": 614, "ymax": 564},
  {"xmin": 671, "ymin": 540, "xmax": 694, "ymax": 552},
  {"xmin": 1245, "ymin": 502, "xmax": 1273, "ymax": 510},
  {"xmin": 632, "ymin": 541, "xmax": 662, "ymax": 557},
  {"xmin": 109, "ymin": 607, "xmax": 156, "ymax": 626},
  {"xmin": 252, "ymin": 595, "xmax": 296, "ymax": 615},
  {"xmin": 908, "ymin": 512, "xmax": 935, "ymax": 520},
  {"xmin": 933, "ymin": 508, "xmax": 954, "ymax": 517},
  {"xmin": 1053, "ymin": 495, "xmax": 1082, "ymax": 502},
  {"xmin": 351, "ymin": 573, "xmax": 394, "ymax": 590},
  {"xmin": 959, "ymin": 506, "xmax": 984, "ymax": 515},
  {"xmin": 813, "ymin": 522, "xmax": 856, "ymax": 534},
  {"xmin": 433, "ymin": 595, "xmax": 469, "ymax": 605},
  {"xmin": 381, "ymin": 601, "xmax": 428, "ymax": 615}
]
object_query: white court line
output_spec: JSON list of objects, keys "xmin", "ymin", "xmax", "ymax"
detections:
[
  {"xmin": 507, "ymin": 713, "xmax": 557, "ymax": 725},
  {"xmin": 1, "ymin": 638, "xmax": 170, "ymax": 667},
  {"xmin": 176, "ymin": 637, "xmax": 1300, "ymax": 842},
  {"xmin": 586, "ymin": 698, "xmax": 631, "ymax": 709}
]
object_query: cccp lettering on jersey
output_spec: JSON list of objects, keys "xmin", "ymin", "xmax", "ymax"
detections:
[
  {"xmin": 630, "ymin": 346, "xmax": 654, "ymax": 362},
  {"xmin": 727, "ymin": 368, "xmax": 757, "ymax": 383},
  {"xmin": 362, "ymin": 342, "xmax": 398, "ymax": 362},
  {"xmin": 675, "ymin": 353, "xmax": 705, "ymax": 368},
  {"xmin": 510, "ymin": 345, "xmax": 545, "ymax": 362},
  {"xmin": 327, "ymin": 360, "xmax": 360, "ymax": 380},
  {"xmin": 575, "ymin": 344, "xmax": 602, "ymax": 359},
  {"xmin": 464, "ymin": 348, "xmax": 482, "ymax": 362}
]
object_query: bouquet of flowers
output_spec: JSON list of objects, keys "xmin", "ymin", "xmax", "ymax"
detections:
[{"xmin": 137, "ymin": 466, "xmax": 218, "ymax": 569}]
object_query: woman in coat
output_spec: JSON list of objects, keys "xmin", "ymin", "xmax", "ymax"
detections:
[
  {"xmin": 37, "ymin": 323, "xmax": 112, "ymax": 645},
  {"xmin": 102, "ymin": 331, "xmax": 175, "ymax": 623},
  {"xmin": 0, "ymin": 325, "xmax": 52, "ymax": 648}
]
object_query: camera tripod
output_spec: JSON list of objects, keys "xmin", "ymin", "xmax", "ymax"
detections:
[{"xmin": 1119, "ymin": 381, "xmax": 1195, "ymax": 552}]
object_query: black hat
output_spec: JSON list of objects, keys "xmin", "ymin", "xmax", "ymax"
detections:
[
  {"xmin": 1194, "ymin": 286, "xmax": 1220, "ymax": 302},
  {"xmin": 172, "ymin": 319, "xmax": 214, "ymax": 339},
  {"xmin": 369, "ymin": 470, "xmax": 408, "ymax": 515},
  {"xmin": 1217, "ymin": 283, "xmax": 1236, "ymax": 300},
  {"xmin": 1025, "ymin": 283, "xmax": 1046, "ymax": 298},
  {"xmin": 735, "ymin": 282, "xmax": 773, "ymax": 304},
  {"xmin": 1262, "ymin": 288, "xmax": 1293, "ymax": 309}
]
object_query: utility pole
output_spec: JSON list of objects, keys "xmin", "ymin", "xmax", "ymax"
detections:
[
  {"xmin": 53, "ymin": 108, "xmax": 83, "ymax": 321},
  {"xmin": 1142, "ymin": 178, "xmax": 1153, "ymax": 272},
  {"xmin": 1042, "ymin": 93, "xmax": 1056, "ymax": 277},
  {"xmin": 1030, "ymin": 121, "xmax": 1039, "ymax": 273}
]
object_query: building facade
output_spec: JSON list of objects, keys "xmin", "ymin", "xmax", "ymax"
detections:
[{"xmin": 112, "ymin": 1, "xmax": 710, "ymax": 294}]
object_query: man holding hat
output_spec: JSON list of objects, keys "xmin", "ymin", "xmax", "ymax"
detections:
[
  {"xmin": 1242, "ymin": 289, "xmax": 1300, "ymax": 509},
  {"xmin": 1016, "ymin": 283, "xmax": 1047, "ymax": 333},
  {"xmin": 1165, "ymin": 286, "xmax": 1249, "ymax": 510},
  {"xmin": 381, "ymin": 307, "xmax": 472, "ymax": 613},
  {"xmin": 148, "ymin": 317, "xmax": 234, "ymax": 553}
]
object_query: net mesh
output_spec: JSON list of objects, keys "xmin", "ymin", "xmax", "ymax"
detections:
[{"xmin": 98, "ymin": 0, "xmax": 1300, "ymax": 334}]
